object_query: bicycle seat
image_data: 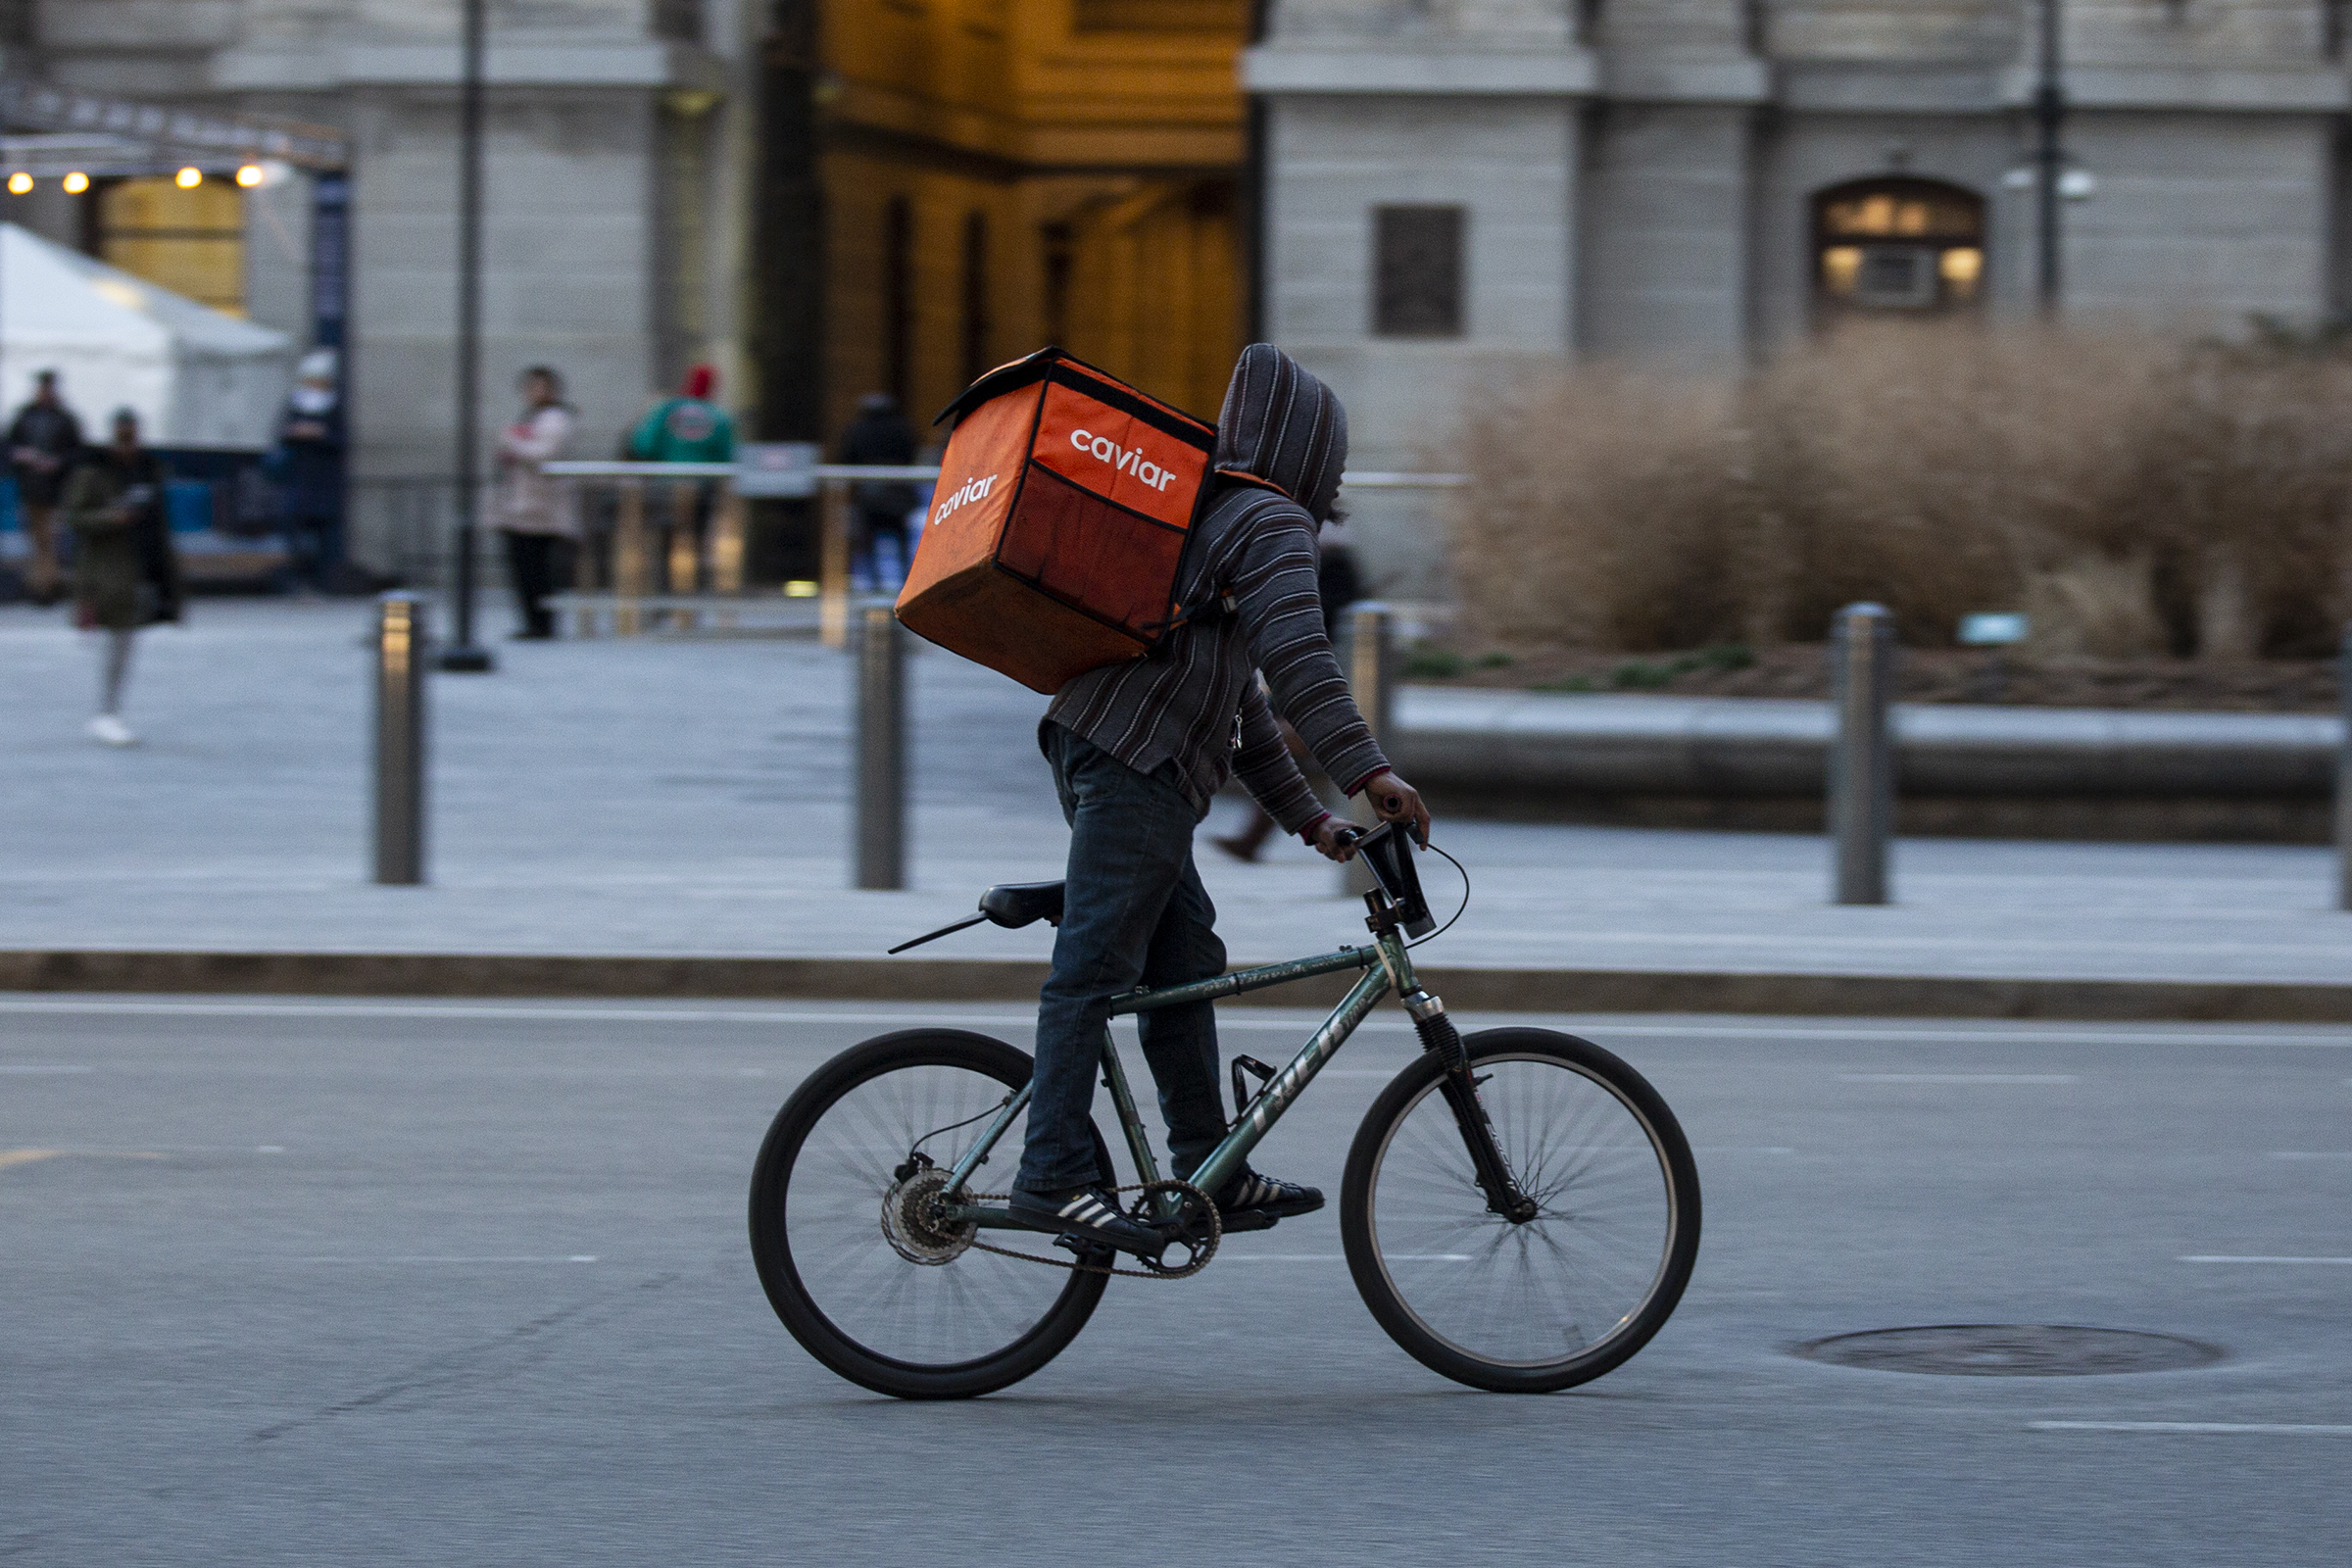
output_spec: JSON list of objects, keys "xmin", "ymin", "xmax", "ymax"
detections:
[{"xmin": 979, "ymin": 881, "xmax": 1065, "ymax": 929}]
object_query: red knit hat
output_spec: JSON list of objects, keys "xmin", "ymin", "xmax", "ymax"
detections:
[{"xmin": 682, "ymin": 364, "xmax": 717, "ymax": 400}]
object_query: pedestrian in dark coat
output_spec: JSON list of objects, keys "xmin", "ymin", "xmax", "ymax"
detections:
[
  {"xmin": 274, "ymin": 349, "xmax": 346, "ymax": 594},
  {"xmin": 838, "ymin": 391, "xmax": 919, "ymax": 591},
  {"xmin": 7, "ymin": 368, "xmax": 85, "ymax": 606},
  {"xmin": 62, "ymin": 408, "xmax": 180, "ymax": 746}
]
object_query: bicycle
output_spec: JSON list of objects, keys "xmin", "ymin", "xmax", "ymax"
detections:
[{"xmin": 748, "ymin": 823, "xmax": 1700, "ymax": 1399}]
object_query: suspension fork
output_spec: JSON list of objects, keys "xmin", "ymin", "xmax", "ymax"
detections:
[{"xmin": 1379, "ymin": 932, "xmax": 1538, "ymax": 1223}]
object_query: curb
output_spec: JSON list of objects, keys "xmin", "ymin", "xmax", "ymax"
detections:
[{"xmin": 2, "ymin": 951, "xmax": 2345, "ymax": 1023}]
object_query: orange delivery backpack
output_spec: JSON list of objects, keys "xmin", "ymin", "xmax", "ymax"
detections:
[{"xmin": 894, "ymin": 346, "xmax": 1220, "ymax": 694}]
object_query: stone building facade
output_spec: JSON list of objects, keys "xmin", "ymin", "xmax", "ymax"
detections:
[
  {"xmin": 3, "ymin": 2, "xmax": 1256, "ymax": 579},
  {"xmin": 6, "ymin": 0, "xmax": 748, "ymax": 570},
  {"xmin": 1249, "ymin": 0, "xmax": 2352, "ymax": 588}
]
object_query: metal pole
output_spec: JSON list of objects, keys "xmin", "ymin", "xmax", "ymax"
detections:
[
  {"xmin": 438, "ymin": 0, "xmax": 495, "ymax": 672},
  {"xmin": 1342, "ymin": 602, "xmax": 1395, "ymax": 898},
  {"xmin": 2337, "ymin": 623, "xmax": 2352, "ymax": 911},
  {"xmin": 2034, "ymin": 0, "xmax": 2065, "ymax": 318},
  {"xmin": 854, "ymin": 602, "xmax": 907, "ymax": 890},
  {"xmin": 1830, "ymin": 603, "xmax": 1895, "ymax": 906},
  {"xmin": 373, "ymin": 593, "xmax": 428, "ymax": 884}
]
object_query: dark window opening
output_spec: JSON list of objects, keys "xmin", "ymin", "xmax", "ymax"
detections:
[
  {"xmin": 1373, "ymin": 205, "xmax": 1465, "ymax": 338},
  {"xmin": 883, "ymin": 195, "xmax": 913, "ymax": 406},
  {"xmin": 959, "ymin": 210, "xmax": 991, "ymax": 388},
  {"xmin": 1041, "ymin": 220, "xmax": 1074, "ymax": 347}
]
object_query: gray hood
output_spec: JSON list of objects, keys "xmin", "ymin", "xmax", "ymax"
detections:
[{"xmin": 1213, "ymin": 343, "xmax": 1348, "ymax": 522}]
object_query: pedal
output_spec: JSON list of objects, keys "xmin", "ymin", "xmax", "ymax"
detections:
[
  {"xmin": 1216, "ymin": 1208, "xmax": 1278, "ymax": 1234},
  {"xmin": 1054, "ymin": 1233, "xmax": 1116, "ymax": 1267},
  {"xmin": 1230, "ymin": 1055, "xmax": 1278, "ymax": 1119}
]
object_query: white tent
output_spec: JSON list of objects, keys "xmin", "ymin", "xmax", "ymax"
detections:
[{"xmin": 0, "ymin": 222, "xmax": 293, "ymax": 450}]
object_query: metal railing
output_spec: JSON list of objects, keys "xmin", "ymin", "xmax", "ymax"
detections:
[{"xmin": 538, "ymin": 462, "xmax": 1469, "ymax": 649}]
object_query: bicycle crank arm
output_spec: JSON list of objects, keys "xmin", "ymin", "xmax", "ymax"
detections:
[
  {"xmin": 938, "ymin": 1202, "xmax": 1028, "ymax": 1230},
  {"xmin": 1409, "ymin": 992, "xmax": 1541, "ymax": 1223}
]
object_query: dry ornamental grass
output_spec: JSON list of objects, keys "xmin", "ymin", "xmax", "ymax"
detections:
[{"xmin": 1452, "ymin": 321, "xmax": 2352, "ymax": 661}]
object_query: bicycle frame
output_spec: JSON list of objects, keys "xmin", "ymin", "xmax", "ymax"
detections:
[{"xmin": 938, "ymin": 928, "xmax": 1421, "ymax": 1227}]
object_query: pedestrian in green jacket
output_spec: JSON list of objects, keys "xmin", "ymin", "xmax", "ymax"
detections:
[
  {"xmin": 627, "ymin": 365, "xmax": 735, "ymax": 464},
  {"xmin": 628, "ymin": 365, "xmax": 734, "ymax": 592},
  {"xmin": 63, "ymin": 408, "xmax": 181, "ymax": 747}
]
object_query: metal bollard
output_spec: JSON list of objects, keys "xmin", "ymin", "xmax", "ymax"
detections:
[
  {"xmin": 1829, "ymin": 602, "xmax": 1895, "ymax": 906},
  {"xmin": 373, "ymin": 592, "xmax": 428, "ymax": 885},
  {"xmin": 2337, "ymin": 623, "xmax": 2352, "ymax": 911},
  {"xmin": 854, "ymin": 603, "xmax": 907, "ymax": 891},
  {"xmin": 1341, "ymin": 603, "xmax": 1396, "ymax": 897}
]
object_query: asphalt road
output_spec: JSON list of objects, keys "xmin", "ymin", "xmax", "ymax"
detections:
[{"xmin": 4, "ymin": 997, "xmax": 2348, "ymax": 1566}]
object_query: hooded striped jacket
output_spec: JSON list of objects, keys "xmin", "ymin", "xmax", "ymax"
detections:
[{"xmin": 1042, "ymin": 345, "xmax": 1388, "ymax": 832}]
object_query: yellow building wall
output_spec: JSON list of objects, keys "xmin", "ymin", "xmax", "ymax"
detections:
[{"xmin": 819, "ymin": 0, "xmax": 1246, "ymax": 437}]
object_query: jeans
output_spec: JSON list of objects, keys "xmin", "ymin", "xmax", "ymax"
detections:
[{"xmin": 1016, "ymin": 726, "xmax": 1229, "ymax": 1194}]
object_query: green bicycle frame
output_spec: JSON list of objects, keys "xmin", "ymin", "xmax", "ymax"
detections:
[{"xmin": 940, "ymin": 929, "xmax": 1422, "ymax": 1225}]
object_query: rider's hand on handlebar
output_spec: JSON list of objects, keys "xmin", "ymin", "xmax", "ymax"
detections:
[
  {"xmin": 1308, "ymin": 816, "xmax": 1357, "ymax": 863},
  {"xmin": 1359, "ymin": 769, "xmax": 1432, "ymax": 847}
]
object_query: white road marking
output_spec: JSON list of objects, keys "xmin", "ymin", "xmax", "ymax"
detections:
[
  {"xmin": 2271, "ymin": 1152, "xmax": 2352, "ymax": 1159},
  {"xmin": 1840, "ymin": 1073, "xmax": 2079, "ymax": 1083},
  {"xmin": 0, "ymin": 1064, "xmax": 94, "ymax": 1073},
  {"xmin": 1692, "ymin": 1146, "xmax": 1797, "ymax": 1154},
  {"xmin": 2178, "ymin": 1255, "xmax": 2352, "ymax": 1265},
  {"xmin": 1, "ymin": 998, "xmax": 2345, "ymax": 1052},
  {"xmin": 285, "ymin": 1254, "xmax": 600, "ymax": 1264},
  {"xmin": 2030, "ymin": 1421, "xmax": 2352, "ymax": 1435}
]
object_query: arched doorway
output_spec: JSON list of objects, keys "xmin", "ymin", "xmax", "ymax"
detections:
[{"xmin": 1812, "ymin": 177, "xmax": 1985, "ymax": 317}]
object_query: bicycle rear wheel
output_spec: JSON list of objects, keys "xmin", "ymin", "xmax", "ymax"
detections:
[
  {"xmin": 749, "ymin": 1029, "xmax": 1113, "ymax": 1399},
  {"xmin": 1341, "ymin": 1027, "xmax": 1699, "ymax": 1393}
]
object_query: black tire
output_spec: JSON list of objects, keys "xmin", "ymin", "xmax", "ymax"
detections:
[
  {"xmin": 1341, "ymin": 1027, "xmax": 1700, "ymax": 1394},
  {"xmin": 749, "ymin": 1029, "xmax": 1114, "ymax": 1399}
]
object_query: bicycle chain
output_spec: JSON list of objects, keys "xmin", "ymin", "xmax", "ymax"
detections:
[{"xmin": 943, "ymin": 1179, "xmax": 1221, "ymax": 1280}]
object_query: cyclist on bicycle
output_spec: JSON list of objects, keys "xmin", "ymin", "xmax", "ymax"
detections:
[{"xmin": 1007, "ymin": 344, "xmax": 1432, "ymax": 1255}]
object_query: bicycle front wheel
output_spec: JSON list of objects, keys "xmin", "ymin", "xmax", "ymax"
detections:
[
  {"xmin": 749, "ymin": 1029, "xmax": 1113, "ymax": 1399},
  {"xmin": 1341, "ymin": 1027, "xmax": 1699, "ymax": 1393}
]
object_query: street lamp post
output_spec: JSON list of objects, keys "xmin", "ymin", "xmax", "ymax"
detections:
[
  {"xmin": 439, "ymin": 0, "xmax": 495, "ymax": 672},
  {"xmin": 2034, "ymin": 0, "xmax": 2065, "ymax": 318}
]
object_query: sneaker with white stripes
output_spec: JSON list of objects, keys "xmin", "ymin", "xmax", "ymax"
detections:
[
  {"xmin": 1213, "ymin": 1168, "xmax": 1324, "ymax": 1221},
  {"xmin": 1006, "ymin": 1182, "xmax": 1162, "ymax": 1255}
]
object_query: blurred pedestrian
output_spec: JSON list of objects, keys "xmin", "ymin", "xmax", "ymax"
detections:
[
  {"xmin": 839, "ymin": 391, "xmax": 919, "ymax": 593},
  {"xmin": 628, "ymin": 364, "xmax": 735, "ymax": 590},
  {"xmin": 273, "ymin": 349, "xmax": 346, "ymax": 596},
  {"xmin": 8, "ymin": 368, "xmax": 85, "ymax": 607},
  {"xmin": 628, "ymin": 364, "xmax": 735, "ymax": 464},
  {"xmin": 494, "ymin": 366, "xmax": 577, "ymax": 640},
  {"xmin": 63, "ymin": 408, "xmax": 180, "ymax": 746}
]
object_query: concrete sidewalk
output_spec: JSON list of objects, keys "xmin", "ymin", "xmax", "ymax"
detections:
[{"xmin": 2, "ymin": 600, "xmax": 2348, "ymax": 1016}]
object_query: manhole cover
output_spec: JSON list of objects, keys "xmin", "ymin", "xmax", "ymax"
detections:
[{"xmin": 1793, "ymin": 1325, "xmax": 2225, "ymax": 1377}]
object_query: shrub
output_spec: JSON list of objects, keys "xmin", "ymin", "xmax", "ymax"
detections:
[{"xmin": 1451, "ymin": 322, "xmax": 2352, "ymax": 659}]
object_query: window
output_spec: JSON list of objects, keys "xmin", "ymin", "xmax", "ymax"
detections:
[
  {"xmin": 1812, "ymin": 177, "xmax": 1984, "ymax": 316},
  {"xmin": 96, "ymin": 177, "xmax": 246, "ymax": 316},
  {"xmin": 959, "ymin": 211, "xmax": 991, "ymax": 387},
  {"xmin": 1373, "ymin": 205, "xmax": 1465, "ymax": 337},
  {"xmin": 651, "ymin": 0, "xmax": 704, "ymax": 43},
  {"xmin": 883, "ymin": 195, "xmax": 913, "ymax": 405}
]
